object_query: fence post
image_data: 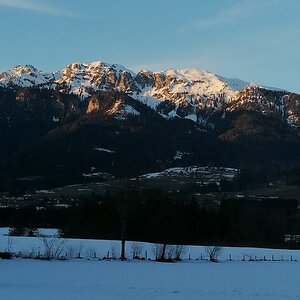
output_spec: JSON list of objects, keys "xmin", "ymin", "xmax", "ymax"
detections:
[
  {"xmin": 229, "ymin": 254, "xmax": 232, "ymax": 261},
  {"xmin": 189, "ymin": 254, "xmax": 191, "ymax": 260},
  {"xmin": 272, "ymin": 255, "xmax": 274, "ymax": 261},
  {"xmin": 242, "ymin": 254, "xmax": 245, "ymax": 261},
  {"xmin": 145, "ymin": 250, "xmax": 147, "ymax": 260}
]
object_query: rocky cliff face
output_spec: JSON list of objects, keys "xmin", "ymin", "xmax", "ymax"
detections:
[{"xmin": 1, "ymin": 60, "xmax": 299, "ymax": 127}]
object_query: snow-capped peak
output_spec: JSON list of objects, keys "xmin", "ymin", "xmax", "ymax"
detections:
[
  {"xmin": 0, "ymin": 64, "xmax": 53, "ymax": 88},
  {"xmin": 158, "ymin": 67, "xmax": 249, "ymax": 97},
  {"xmin": 11, "ymin": 64, "xmax": 41, "ymax": 75},
  {"xmin": 163, "ymin": 68, "xmax": 219, "ymax": 82},
  {"xmin": 54, "ymin": 61, "xmax": 137, "ymax": 98}
]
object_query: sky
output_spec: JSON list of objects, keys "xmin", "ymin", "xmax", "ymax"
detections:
[{"xmin": 0, "ymin": 0, "xmax": 299, "ymax": 93}]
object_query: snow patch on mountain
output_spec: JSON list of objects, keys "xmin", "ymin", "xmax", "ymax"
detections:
[
  {"xmin": 113, "ymin": 104, "xmax": 140, "ymax": 120},
  {"xmin": 94, "ymin": 148, "xmax": 115, "ymax": 153},
  {"xmin": 217, "ymin": 75, "xmax": 248, "ymax": 91},
  {"xmin": 132, "ymin": 90, "xmax": 161, "ymax": 109},
  {"xmin": 105, "ymin": 100, "xmax": 140, "ymax": 120},
  {"xmin": 140, "ymin": 166, "xmax": 240, "ymax": 181}
]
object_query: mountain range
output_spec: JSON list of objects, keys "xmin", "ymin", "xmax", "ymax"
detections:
[
  {"xmin": 0, "ymin": 61, "xmax": 299, "ymax": 191},
  {"xmin": 1, "ymin": 61, "xmax": 299, "ymax": 126}
]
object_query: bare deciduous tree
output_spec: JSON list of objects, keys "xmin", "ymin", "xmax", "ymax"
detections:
[
  {"xmin": 65, "ymin": 243, "xmax": 84, "ymax": 259},
  {"xmin": 39, "ymin": 236, "xmax": 67, "ymax": 260},
  {"xmin": 152, "ymin": 244, "xmax": 163, "ymax": 260},
  {"xmin": 155, "ymin": 245, "xmax": 187, "ymax": 261},
  {"xmin": 110, "ymin": 243, "xmax": 119, "ymax": 259},
  {"xmin": 66, "ymin": 244, "xmax": 77, "ymax": 259},
  {"xmin": 205, "ymin": 246, "xmax": 223, "ymax": 262},
  {"xmin": 5, "ymin": 236, "xmax": 13, "ymax": 253},
  {"xmin": 174, "ymin": 245, "xmax": 187, "ymax": 261},
  {"xmin": 130, "ymin": 242, "xmax": 144, "ymax": 259},
  {"xmin": 85, "ymin": 247, "xmax": 97, "ymax": 259},
  {"xmin": 152, "ymin": 243, "xmax": 171, "ymax": 261}
]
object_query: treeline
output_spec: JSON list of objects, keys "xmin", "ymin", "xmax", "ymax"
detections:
[{"xmin": 0, "ymin": 189, "xmax": 300, "ymax": 249}]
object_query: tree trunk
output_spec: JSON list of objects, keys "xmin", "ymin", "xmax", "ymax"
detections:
[
  {"xmin": 121, "ymin": 239, "xmax": 126, "ymax": 260},
  {"xmin": 161, "ymin": 243, "xmax": 167, "ymax": 261},
  {"xmin": 120, "ymin": 217, "xmax": 126, "ymax": 260}
]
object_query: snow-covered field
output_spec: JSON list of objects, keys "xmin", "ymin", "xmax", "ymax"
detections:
[
  {"xmin": 1, "ymin": 258, "xmax": 300, "ymax": 300},
  {"xmin": 1, "ymin": 229, "xmax": 300, "ymax": 299}
]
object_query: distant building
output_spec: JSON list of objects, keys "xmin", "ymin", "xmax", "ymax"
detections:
[{"xmin": 285, "ymin": 234, "xmax": 300, "ymax": 243}]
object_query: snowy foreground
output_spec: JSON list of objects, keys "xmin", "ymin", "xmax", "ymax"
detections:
[
  {"xmin": 1, "ymin": 259, "xmax": 300, "ymax": 300},
  {"xmin": 1, "ymin": 229, "xmax": 300, "ymax": 300}
]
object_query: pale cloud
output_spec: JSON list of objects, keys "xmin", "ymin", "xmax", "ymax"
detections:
[
  {"xmin": 185, "ymin": 1, "xmax": 270, "ymax": 30},
  {"xmin": 178, "ymin": 0, "xmax": 300, "ymax": 33},
  {"xmin": 0, "ymin": 0, "xmax": 74, "ymax": 16}
]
